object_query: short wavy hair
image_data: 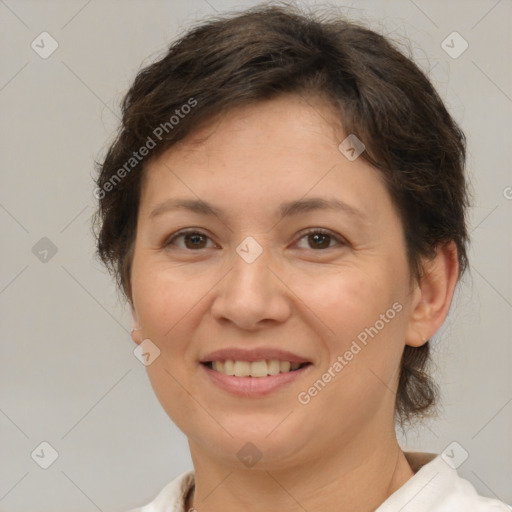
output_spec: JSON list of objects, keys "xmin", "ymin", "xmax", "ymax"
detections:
[{"xmin": 93, "ymin": 3, "xmax": 469, "ymax": 427}]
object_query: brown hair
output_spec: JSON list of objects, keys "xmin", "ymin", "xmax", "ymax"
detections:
[{"xmin": 93, "ymin": 3, "xmax": 469, "ymax": 426}]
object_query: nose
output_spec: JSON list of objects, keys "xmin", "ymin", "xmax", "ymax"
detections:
[{"xmin": 210, "ymin": 244, "xmax": 292, "ymax": 330}]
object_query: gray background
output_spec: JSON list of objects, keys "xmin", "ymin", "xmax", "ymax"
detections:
[{"xmin": 0, "ymin": 0, "xmax": 511, "ymax": 510}]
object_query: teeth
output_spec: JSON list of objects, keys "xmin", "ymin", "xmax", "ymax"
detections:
[
  {"xmin": 224, "ymin": 360, "xmax": 234, "ymax": 375},
  {"xmin": 250, "ymin": 360, "xmax": 268, "ymax": 377},
  {"xmin": 210, "ymin": 359, "xmax": 305, "ymax": 377},
  {"xmin": 234, "ymin": 361, "xmax": 251, "ymax": 377},
  {"xmin": 267, "ymin": 359, "xmax": 281, "ymax": 375}
]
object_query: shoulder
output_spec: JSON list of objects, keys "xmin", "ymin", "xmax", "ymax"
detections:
[
  {"xmin": 125, "ymin": 470, "xmax": 195, "ymax": 512},
  {"xmin": 376, "ymin": 452, "xmax": 511, "ymax": 512}
]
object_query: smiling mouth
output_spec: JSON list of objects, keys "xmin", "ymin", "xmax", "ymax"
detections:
[{"xmin": 202, "ymin": 360, "xmax": 312, "ymax": 378}]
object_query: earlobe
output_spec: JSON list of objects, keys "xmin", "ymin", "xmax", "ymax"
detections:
[
  {"xmin": 131, "ymin": 326, "xmax": 142, "ymax": 345},
  {"xmin": 130, "ymin": 305, "xmax": 142, "ymax": 345},
  {"xmin": 405, "ymin": 241, "xmax": 459, "ymax": 348}
]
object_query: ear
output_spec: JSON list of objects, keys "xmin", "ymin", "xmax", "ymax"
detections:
[
  {"xmin": 130, "ymin": 304, "xmax": 143, "ymax": 345},
  {"xmin": 405, "ymin": 241, "xmax": 460, "ymax": 347}
]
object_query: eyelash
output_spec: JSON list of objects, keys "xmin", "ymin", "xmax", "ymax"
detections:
[{"xmin": 163, "ymin": 228, "xmax": 347, "ymax": 251}]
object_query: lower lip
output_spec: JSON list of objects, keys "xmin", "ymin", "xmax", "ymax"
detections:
[{"xmin": 200, "ymin": 363, "xmax": 312, "ymax": 397}]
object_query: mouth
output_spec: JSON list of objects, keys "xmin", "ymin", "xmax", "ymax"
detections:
[{"xmin": 201, "ymin": 360, "xmax": 312, "ymax": 378}]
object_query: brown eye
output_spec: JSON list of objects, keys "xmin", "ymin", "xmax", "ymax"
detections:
[
  {"xmin": 165, "ymin": 230, "xmax": 214, "ymax": 250},
  {"xmin": 296, "ymin": 229, "xmax": 344, "ymax": 250},
  {"xmin": 164, "ymin": 228, "xmax": 345, "ymax": 251},
  {"xmin": 307, "ymin": 232, "xmax": 331, "ymax": 249}
]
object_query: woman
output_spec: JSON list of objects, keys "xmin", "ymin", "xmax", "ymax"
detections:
[{"xmin": 93, "ymin": 4, "xmax": 510, "ymax": 511}]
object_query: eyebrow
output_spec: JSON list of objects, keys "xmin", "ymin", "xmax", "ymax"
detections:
[{"xmin": 149, "ymin": 196, "xmax": 367, "ymax": 222}]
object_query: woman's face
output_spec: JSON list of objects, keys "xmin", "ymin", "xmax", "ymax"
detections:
[{"xmin": 130, "ymin": 94, "xmax": 422, "ymax": 469}]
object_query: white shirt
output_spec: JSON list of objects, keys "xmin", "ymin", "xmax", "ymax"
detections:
[{"xmin": 128, "ymin": 452, "xmax": 511, "ymax": 512}]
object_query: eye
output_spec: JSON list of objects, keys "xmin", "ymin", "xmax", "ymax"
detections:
[
  {"xmin": 295, "ymin": 228, "xmax": 345, "ymax": 250},
  {"xmin": 164, "ymin": 229, "xmax": 216, "ymax": 250},
  {"xmin": 163, "ymin": 228, "xmax": 346, "ymax": 251}
]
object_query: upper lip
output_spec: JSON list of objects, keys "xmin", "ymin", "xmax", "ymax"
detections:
[{"xmin": 200, "ymin": 347, "xmax": 311, "ymax": 364}]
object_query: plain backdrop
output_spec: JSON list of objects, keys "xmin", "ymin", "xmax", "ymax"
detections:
[{"xmin": 0, "ymin": 0, "xmax": 511, "ymax": 510}]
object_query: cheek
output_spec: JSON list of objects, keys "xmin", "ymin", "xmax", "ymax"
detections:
[
  {"xmin": 292, "ymin": 263, "xmax": 408, "ymax": 392},
  {"xmin": 292, "ymin": 263, "xmax": 404, "ymax": 341},
  {"xmin": 131, "ymin": 261, "xmax": 207, "ymax": 432},
  {"xmin": 294, "ymin": 271, "xmax": 406, "ymax": 429},
  {"xmin": 131, "ymin": 256, "xmax": 204, "ymax": 342}
]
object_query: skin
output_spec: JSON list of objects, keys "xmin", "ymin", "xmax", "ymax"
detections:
[{"xmin": 129, "ymin": 94, "xmax": 459, "ymax": 512}]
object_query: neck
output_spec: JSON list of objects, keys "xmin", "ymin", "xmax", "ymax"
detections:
[{"xmin": 186, "ymin": 435, "xmax": 414, "ymax": 512}]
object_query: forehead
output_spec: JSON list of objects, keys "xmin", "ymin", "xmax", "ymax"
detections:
[{"xmin": 139, "ymin": 94, "xmax": 392, "ymax": 223}]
